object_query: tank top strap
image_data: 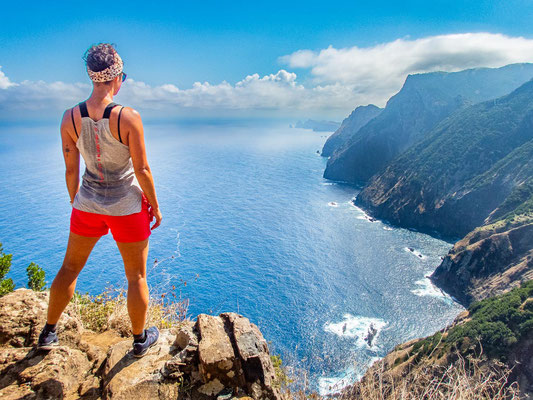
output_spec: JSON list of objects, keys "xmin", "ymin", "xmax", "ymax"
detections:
[
  {"xmin": 103, "ymin": 102, "xmax": 121, "ymax": 119},
  {"xmin": 78, "ymin": 101, "xmax": 121, "ymax": 120},
  {"xmin": 79, "ymin": 101, "xmax": 89, "ymax": 118}
]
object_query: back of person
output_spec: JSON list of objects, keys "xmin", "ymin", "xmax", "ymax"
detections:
[
  {"xmin": 39, "ymin": 43, "xmax": 162, "ymax": 358},
  {"xmin": 72, "ymin": 101, "xmax": 143, "ymax": 216}
]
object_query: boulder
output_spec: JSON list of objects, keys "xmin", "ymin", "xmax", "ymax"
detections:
[
  {"xmin": 174, "ymin": 319, "xmax": 199, "ymax": 349},
  {"xmin": 0, "ymin": 345, "xmax": 95, "ymax": 399},
  {"xmin": 197, "ymin": 314, "xmax": 239, "ymax": 385},
  {"xmin": 102, "ymin": 329, "xmax": 179, "ymax": 399},
  {"xmin": 0, "ymin": 288, "xmax": 83, "ymax": 349},
  {"xmin": 221, "ymin": 312, "xmax": 279, "ymax": 398}
]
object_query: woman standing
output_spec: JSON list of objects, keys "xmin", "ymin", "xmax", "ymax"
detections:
[{"xmin": 37, "ymin": 43, "xmax": 163, "ymax": 358}]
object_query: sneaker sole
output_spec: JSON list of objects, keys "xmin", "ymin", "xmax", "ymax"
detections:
[
  {"xmin": 37, "ymin": 342, "xmax": 59, "ymax": 351},
  {"xmin": 132, "ymin": 336, "xmax": 159, "ymax": 358}
]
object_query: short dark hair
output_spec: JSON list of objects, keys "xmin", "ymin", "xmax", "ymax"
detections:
[{"xmin": 83, "ymin": 43, "xmax": 118, "ymax": 72}]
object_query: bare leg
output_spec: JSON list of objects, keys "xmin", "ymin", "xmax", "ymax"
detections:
[
  {"xmin": 47, "ymin": 232, "xmax": 101, "ymax": 325},
  {"xmin": 116, "ymin": 238, "xmax": 149, "ymax": 336}
]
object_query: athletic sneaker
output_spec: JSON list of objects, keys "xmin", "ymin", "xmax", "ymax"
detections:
[
  {"xmin": 37, "ymin": 328, "xmax": 59, "ymax": 350},
  {"xmin": 132, "ymin": 326, "xmax": 160, "ymax": 358}
]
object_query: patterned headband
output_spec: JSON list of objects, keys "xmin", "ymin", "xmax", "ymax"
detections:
[{"xmin": 87, "ymin": 52, "xmax": 124, "ymax": 83}]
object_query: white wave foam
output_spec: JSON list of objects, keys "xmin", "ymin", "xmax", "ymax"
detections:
[
  {"xmin": 383, "ymin": 226, "xmax": 393, "ymax": 231},
  {"xmin": 317, "ymin": 365, "xmax": 357, "ymax": 396},
  {"xmin": 411, "ymin": 274, "xmax": 453, "ymax": 302},
  {"xmin": 324, "ymin": 313, "xmax": 387, "ymax": 349},
  {"xmin": 350, "ymin": 204, "xmax": 378, "ymax": 222},
  {"xmin": 404, "ymin": 246, "xmax": 425, "ymax": 259},
  {"xmin": 317, "ymin": 355, "xmax": 383, "ymax": 396}
]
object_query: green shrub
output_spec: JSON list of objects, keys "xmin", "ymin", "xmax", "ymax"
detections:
[
  {"xmin": 416, "ymin": 280, "xmax": 533, "ymax": 361},
  {"xmin": 0, "ymin": 243, "xmax": 15, "ymax": 297},
  {"xmin": 0, "ymin": 278, "xmax": 15, "ymax": 296},
  {"xmin": 27, "ymin": 262, "xmax": 46, "ymax": 291},
  {"xmin": 270, "ymin": 353, "xmax": 292, "ymax": 389}
]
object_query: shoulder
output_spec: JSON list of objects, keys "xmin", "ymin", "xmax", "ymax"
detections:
[
  {"xmin": 118, "ymin": 106, "xmax": 143, "ymax": 127},
  {"xmin": 60, "ymin": 105, "xmax": 78, "ymax": 129}
]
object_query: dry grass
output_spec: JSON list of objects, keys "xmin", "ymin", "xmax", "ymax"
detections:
[
  {"xmin": 279, "ymin": 351, "xmax": 520, "ymax": 400},
  {"xmin": 70, "ymin": 284, "xmax": 191, "ymax": 337}
]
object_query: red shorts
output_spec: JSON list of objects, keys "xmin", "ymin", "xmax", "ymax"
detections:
[{"xmin": 70, "ymin": 195, "xmax": 152, "ymax": 242}]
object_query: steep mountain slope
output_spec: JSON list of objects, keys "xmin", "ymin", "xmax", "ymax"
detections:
[
  {"xmin": 430, "ymin": 176, "xmax": 533, "ymax": 305},
  {"xmin": 321, "ymin": 104, "xmax": 382, "ymax": 157},
  {"xmin": 324, "ymin": 63, "xmax": 533, "ymax": 184},
  {"xmin": 355, "ymin": 79, "xmax": 533, "ymax": 239}
]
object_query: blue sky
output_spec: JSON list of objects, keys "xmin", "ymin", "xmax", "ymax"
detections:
[{"xmin": 1, "ymin": 1, "xmax": 533, "ymax": 120}]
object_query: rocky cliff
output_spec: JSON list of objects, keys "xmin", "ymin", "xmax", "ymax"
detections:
[
  {"xmin": 323, "ymin": 63, "xmax": 533, "ymax": 184},
  {"xmin": 351, "ymin": 79, "xmax": 533, "ymax": 306},
  {"xmin": 320, "ymin": 105, "xmax": 382, "ymax": 157},
  {"xmin": 355, "ymin": 78, "xmax": 533, "ymax": 239},
  {"xmin": 430, "ymin": 174, "xmax": 533, "ymax": 305},
  {"xmin": 0, "ymin": 289, "xmax": 285, "ymax": 400}
]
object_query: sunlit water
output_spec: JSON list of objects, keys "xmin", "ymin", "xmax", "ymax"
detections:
[{"xmin": 0, "ymin": 121, "xmax": 464, "ymax": 395}]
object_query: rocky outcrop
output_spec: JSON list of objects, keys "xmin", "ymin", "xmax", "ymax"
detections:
[
  {"xmin": 0, "ymin": 289, "xmax": 283, "ymax": 400},
  {"xmin": 324, "ymin": 63, "xmax": 533, "ymax": 184},
  {"xmin": 430, "ymin": 218, "xmax": 533, "ymax": 305},
  {"xmin": 321, "ymin": 105, "xmax": 382, "ymax": 157}
]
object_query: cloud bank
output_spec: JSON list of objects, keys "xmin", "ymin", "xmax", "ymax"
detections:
[
  {"xmin": 1, "ymin": 33, "xmax": 533, "ymax": 121},
  {"xmin": 280, "ymin": 32, "xmax": 533, "ymax": 109}
]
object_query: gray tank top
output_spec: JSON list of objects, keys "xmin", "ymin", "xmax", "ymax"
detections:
[{"xmin": 72, "ymin": 101, "xmax": 142, "ymax": 216}]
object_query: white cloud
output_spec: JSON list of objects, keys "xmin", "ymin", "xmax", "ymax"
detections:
[
  {"xmin": 1, "ymin": 33, "xmax": 533, "ymax": 121},
  {"xmin": 279, "ymin": 32, "xmax": 533, "ymax": 107},
  {"xmin": 0, "ymin": 66, "xmax": 17, "ymax": 89},
  {"xmin": 0, "ymin": 69, "xmax": 356, "ymax": 120}
]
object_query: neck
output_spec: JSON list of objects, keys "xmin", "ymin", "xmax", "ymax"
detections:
[{"xmin": 88, "ymin": 84, "xmax": 115, "ymax": 104}]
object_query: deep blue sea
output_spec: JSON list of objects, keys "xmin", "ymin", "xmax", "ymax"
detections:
[{"xmin": 0, "ymin": 121, "xmax": 464, "ymax": 395}]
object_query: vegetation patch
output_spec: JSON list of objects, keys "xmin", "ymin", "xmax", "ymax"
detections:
[{"xmin": 411, "ymin": 280, "xmax": 533, "ymax": 362}]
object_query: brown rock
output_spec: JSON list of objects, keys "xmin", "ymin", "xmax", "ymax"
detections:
[
  {"xmin": 0, "ymin": 346, "xmax": 93, "ymax": 399},
  {"xmin": 0, "ymin": 288, "xmax": 83, "ymax": 349},
  {"xmin": 0, "ymin": 289, "xmax": 49, "ymax": 347},
  {"xmin": 102, "ymin": 329, "xmax": 179, "ymax": 399},
  {"xmin": 174, "ymin": 319, "xmax": 199, "ymax": 349},
  {"xmin": 221, "ymin": 313, "xmax": 281, "ymax": 400},
  {"xmin": 197, "ymin": 314, "xmax": 237, "ymax": 385},
  {"xmin": 198, "ymin": 378, "xmax": 225, "ymax": 396}
]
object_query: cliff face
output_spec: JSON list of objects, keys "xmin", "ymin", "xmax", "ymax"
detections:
[
  {"xmin": 320, "ymin": 104, "xmax": 382, "ymax": 157},
  {"xmin": 353, "ymin": 81, "xmax": 533, "ymax": 306},
  {"xmin": 431, "ymin": 218, "xmax": 533, "ymax": 305},
  {"xmin": 323, "ymin": 63, "xmax": 533, "ymax": 184},
  {"xmin": 430, "ymin": 176, "xmax": 533, "ymax": 305},
  {"xmin": 355, "ymin": 80, "xmax": 533, "ymax": 239}
]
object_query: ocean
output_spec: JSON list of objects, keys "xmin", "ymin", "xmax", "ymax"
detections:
[{"xmin": 0, "ymin": 121, "xmax": 464, "ymax": 395}]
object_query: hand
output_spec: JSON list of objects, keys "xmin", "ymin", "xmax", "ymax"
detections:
[{"xmin": 148, "ymin": 205, "xmax": 162, "ymax": 230}]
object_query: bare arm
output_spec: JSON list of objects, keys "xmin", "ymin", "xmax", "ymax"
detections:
[
  {"xmin": 125, "ymin": 107, "xmax": 162, "ymax": 230},
  {"xmin": 60, "ymin": 109, "xmax": 80, "ymax": 204}
]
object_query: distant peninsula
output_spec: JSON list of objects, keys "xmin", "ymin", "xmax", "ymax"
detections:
[{"xmin": 292, "ymin": 119, "xmax": 340, "ymax": 132}]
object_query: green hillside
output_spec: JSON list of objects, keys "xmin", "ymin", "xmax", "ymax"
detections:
[
  {"xmin": 324, "ymin": 63, "xmax": 533, "ymax": 185},
  {"xmin": 356, "ymin": 79, "xmax": 533, "ymax": 239}
]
